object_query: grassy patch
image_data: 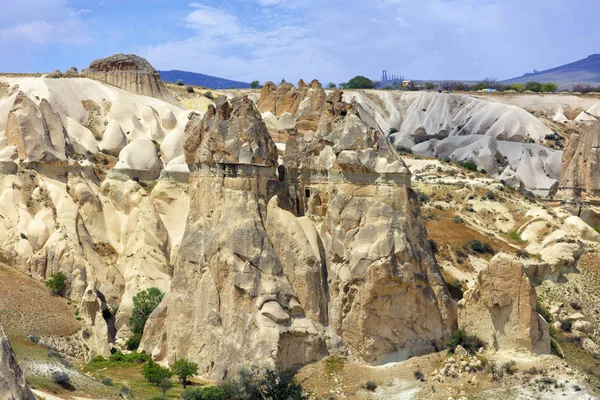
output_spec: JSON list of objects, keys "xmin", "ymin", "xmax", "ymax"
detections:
[
  {"xmin": 507, "ymin": 230, "xmax": 526, "ymax": 244},
  {"xmin": 324, "ymin": 355, "xmax": 345, "ymax": 376}
]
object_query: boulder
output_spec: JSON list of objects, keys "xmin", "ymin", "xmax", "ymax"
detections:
[{"xmin": 458, "ymin": 253, "xmax": 551, "ymax": 354}]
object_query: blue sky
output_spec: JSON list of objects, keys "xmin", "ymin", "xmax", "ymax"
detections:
[{"xmin": 1, "ymin": 0, "xmax": 599, "ymax": 84}]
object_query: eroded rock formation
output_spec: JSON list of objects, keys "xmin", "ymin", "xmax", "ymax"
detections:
[
  {"xmin": 458, "ymin": 253, "xmax": 551, "ymax": 354},
  {"xmin": 558, "ymin": 120, "xmax": 600, "ymax": 199},
  {"xmin": 0, "ymin": 323, "xmax": 35, "ymax": 400},
  {"xmin": 140, "ymin": 87, "xmax": 456, "ymax": 379},
  {"xmin": 82, "ymin": 53, "xmax": 179, "ymax": 106}
]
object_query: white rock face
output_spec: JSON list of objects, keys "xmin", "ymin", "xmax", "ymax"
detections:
[{"xmin": 100, "ymin": 119, "xmax": 127, "ymax": 156}]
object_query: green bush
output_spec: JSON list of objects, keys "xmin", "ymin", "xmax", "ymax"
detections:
[
  {"xmin": 51, "ymin": 371, "xmax": 71, "ymax": 386},
  {"xmin": 502, "ymin": 360, "xmax": 517, "ymax": 375},
  {"xmin": 560, "ymin": 318, "xmax": 573, "ymax": 332},
  {"xmin": 461, "ymin": 161, "xmax": 478, "ymax": 171},
  {"xmin": 129, "ymin": 288, "xmax": 164, "ymax": 336},
  {"xmin": 525, "ymin": 81, "xmax": 543, "ymax": 92},
  {"xmin": 186, "ymin": 85, "xmax": 195, "ymax": 93},
  {"xmin": 182, "ymin": 386, "xmax": 227, "ymax": 400},
  {"xmin": 448, "ymin": 330, "xmax": 484, "ymax": 354},
  {"xmin": 595, "ymin": 225, "xmax": 600, "ymax": 234},
  {"xmin": 172, "ymin": 358, "xmax": 199, "ymax": 389},
  {"xmin": 250, "ymin": 80, "xmax": 260, "ymax": 89},
  {"xmin": 396, "ymin": 146, "xmax": 413, "ymax": 154},
  {"xmin": 508, "ymin": 230, "xmax": 525, "ymax": 243},
  {"xmin": 413, "ymin": 370, "xmax": 425, "ymax": 381},
  {"xmin": 101, "ymin": 377, "xmax": 113, "ymax": 386},
  {"xmin": 541, "ymin": 82, "xmax": 557, "ymax": 92},
  {"xmin": 344, "ymin": 75, "xmax": 375, "ymax": 89},
  {"xmin": 485, "ymin": 190, "xmax": 496, "ymax": 200},
  {"xmin": 504, "ymin": 83, "xmax": 526, "ymax": 92},
  {"xmin": 125, "ymin": 334, "xmax": 142, "ymax": 351},
  {"xmin": 45, "ymin": 271, "xmax": 68, "ymax": 296},
  {"xmin": 365, "ymin": 380, "xmax": 378, "ymax": 391},
  {"xmin": 326, "ymin": 82, "xmax": 337, "ymax": 89},
  {"xmin": 176, "ymin": 80, "xmax": 184, "ymax": 86},
  {"xmin": 468, "ymin": 239, "xmax": 493, "ymax": 254},
  {"xmin": 389, "ymin": 127, "xmax": 398, "ymax": 134},
  {"xmin": 453, "ymin": 216, "xmax": 465, "ymax": 224},
  {"xmin": 428, "ymin": 239, "xmax": 439, "ymax": 254}
]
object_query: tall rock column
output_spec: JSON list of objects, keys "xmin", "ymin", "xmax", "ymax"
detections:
[
  {"xmin": 0, "ymin": 324, "xmax": 35, "ymax": 400},
  {"xmin": 140, "ymin": 96, "xmax": 325, "ymax": 380}
]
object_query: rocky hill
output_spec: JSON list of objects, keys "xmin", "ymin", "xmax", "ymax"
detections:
[
  {"xmin": 158, "ymin": 70, "xmax": 251, "ymax": 89},
  {"xmin": 504, "ymin": 54, "xmax": 600, "ymax": 87}
]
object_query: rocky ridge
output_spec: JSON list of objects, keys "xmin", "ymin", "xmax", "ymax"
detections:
[{"xmin": 559, "ymin": 120, "xmax": 600, "ymax": 199}]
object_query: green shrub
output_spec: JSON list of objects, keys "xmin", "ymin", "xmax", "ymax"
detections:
[
  {"xmin": 176, "ymin": 80, "xmax": 184, "ymax": 86},
  {"xmin": 125, "ymin": 334, "xmax": 142, "ymax": 351},
  {"xmin": 468, "ymin": 239, "xmax": 493, "ymax": 254},
  {"xmin": 595, "ymin": 225, "xmax": 600, "ymax": 234},
  {"xmin": 130, "ymin": 288, "xmax": 164, "ymax": 335},
  {"xmin": 525, "ymin": 81, "xmax": 543, "ymax": 92},
  {"xmin": 502, "ymin": 360, "xmax": 517, "ymax": 375},
  {"xmin": 448, "ymin": 330, "xmax": 484, "ymax": 354},
  {"xmin": 45, "ymin": 271, "xmax": 68, "ymax": 296},
  {"xmin": 171, "ymin": 358, "xmax": 199, "ymax": 389},
  {"xmin": 541, "ymin": 83, "xmax": 558, "ymax": 92},
  {"xmin": 397, "ymin": 146, "xmax": 413, "ymax": 154},
  {"xmin": 389, "ymin": 127, "xmax": 399, "ymax": 134},
  {"xmin": 365, "ymin": 380, "xmax": 378, "ymax": 391},
  {"xmin": 186, "ymin": 85, "xmax": 195, "ymax": 93},
  {"xmin": 461, "ymin": 161, "xmax": 478, "ymax": 171},
  {"xmin": 535, "ymin": 298, "xmax": 553, "ymax": 322},
  {"xmin": 516, "ymin": 249, "xmax": 530, "ymax": 258},
  {"xmin": 222, "ymin": 368, "xmax": 305, "ymax": 400},
  {"xmin": 453, "ymin": 216, "xmax": 465, "ymax": 224},
  {"xmin": 413, "ymin": 370, "xmax": 425, "ymax": 381},
  {"xmin": 250, "ymin": 80, "xmax": 260, "ymax": 89},
  {"xmin": 101, "ymin": 377, "xmax": 113, "ymax": 386},
  {"xmin": 485, "ymin": 190, "xmax": 496, "ymax": 200},
  {"xmin": 51, "ymin": 371, "xmax": 71, "ymax": 386},
  {"xmin": 428, "ymin": 239, "xmax": 439, "ymax": 254},
  {"xmin": 326, "ymin": 82, "xmax": 337, "ymax": 89},
  {"xmin": 560, "ymin": 318, "xmax": 573, "ymax": 332}
]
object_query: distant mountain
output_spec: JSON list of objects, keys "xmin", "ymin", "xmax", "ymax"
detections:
[
  {"xmin": 158, "ymin": 70, "xmax": 251, "ymax": 89},
  {"xmin": 503, "ymin": 54, "xmax": 600, "ymax": 86}
]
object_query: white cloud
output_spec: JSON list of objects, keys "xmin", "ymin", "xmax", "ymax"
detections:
[{"xmin": 0, "ymin": 0, "xmax": 87, "ymax": 45}]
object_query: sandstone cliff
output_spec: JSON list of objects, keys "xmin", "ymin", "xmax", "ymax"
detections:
[
  {"xmin": 0, "ymin": 324, "xmax": 35, "ymax": 400},
  {"xmin": 458, "ymin": 253, "xmax": 551, "ymax": 354},
  {"xmin": 140, "ymin": 86, "xmax": 456, "ymax": 379},
  {"xmin": 82, "ymin": 53, "xmax": 179, "ymax": 106},
  {"xmin": 558, "ymin": 120, "xmax": 600, "ymax": 199}
]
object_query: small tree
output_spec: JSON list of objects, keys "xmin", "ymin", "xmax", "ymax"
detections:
[
  {"xmin": 172, "ymin": 358, "xmax": 199, "ymax": 389},
  {"xmin": 345, "ymin": 75, "xmax": 375, "ymax": 89},
  {"xmin": 176, "ymin": 79, "xmax": 184, "ymax": 86},
  {"xmin": 142, "ymin": 359, "xmax": 173, "ymax": 386},
  {"xmin": 572, "ymin": 82, "xmax": 593, "ymax": 93},
  {"xmin": 250, "ymin": 80, "xmax": 260, "ymax": 89},
  {"xmin": 326, "ymin": 82, "xmax": 337, "ymax": 89},
  {"xmin": 129, "ymin": 288, "xmax": 164, "ymax": 336},
  {"xmin": 45, "ymin": 271, "xmax": 68, "ymax": 296},
  {"xmin": 186, "ymin": 85, "xmax": 195, "ymax": 93},
  {"xmin": 424, "ymin": 81, "xmax": 436, "ymax": 90},
  {"xmin": 541, "ymin": 82, "xmax": 557, "ymax": 92}
]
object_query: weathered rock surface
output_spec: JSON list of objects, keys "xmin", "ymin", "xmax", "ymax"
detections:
[
  {"xmin": 0, "ymin": 323, "xmax": 35, "ymax": 400},
  {"xmin": 82, "ymin": 53, "xmax": 179, "ymax": 106},
  {"xmin": 141, "ymin": 85, "xmax": 456, "ymax": 379},
  {"xmin": 558, "ymin": 120, "xmax": 600, "ymax": 199},
  {"xmin": 458, "ymin": 253, "xmax": 551, "ymax": 354}
]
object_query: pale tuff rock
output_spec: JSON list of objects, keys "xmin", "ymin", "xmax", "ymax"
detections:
[
  {"xmin": 82, "ymin": 53, "xmax": 179, "ymax": 106},
  {"xmin": 183, "ymin": 95, "xmax": 278, "ymax": 166},
  {"xmin": 458, "ymin": 253, "xmax": 551, "ymax": 354},
  {"xmin": 558, "ymin": 120, "xmax": 600, "ymax": 199},
  {"xmin": 5, "ymin": 92, "xmax": 64, "ymax": 164},
  {"xmin": 99, "ymin": 119, "xmax": 127, "ymax": 156},
  {"xmin": 141, "ymin": 85, "xmax": 456, "ymax": 379},
  {"xmin": 0, "ymin": 323, "xmax": 35, "ymax": 400}
]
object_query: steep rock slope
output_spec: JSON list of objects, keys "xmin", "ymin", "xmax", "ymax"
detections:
[
  {"xmin": 558, "ymin": 120, "xmax": 600, "ymax": 199},
  {"xmin": 0, "ymin": 323, "xmax": 35, "ymax": 400},
  {"xmin": 82, "ymin": 53, "xmax": 180, "ymax": 106},
  {"xmin": 140, "ymin": 89, "xmax": 456, "ymax": 379}
]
